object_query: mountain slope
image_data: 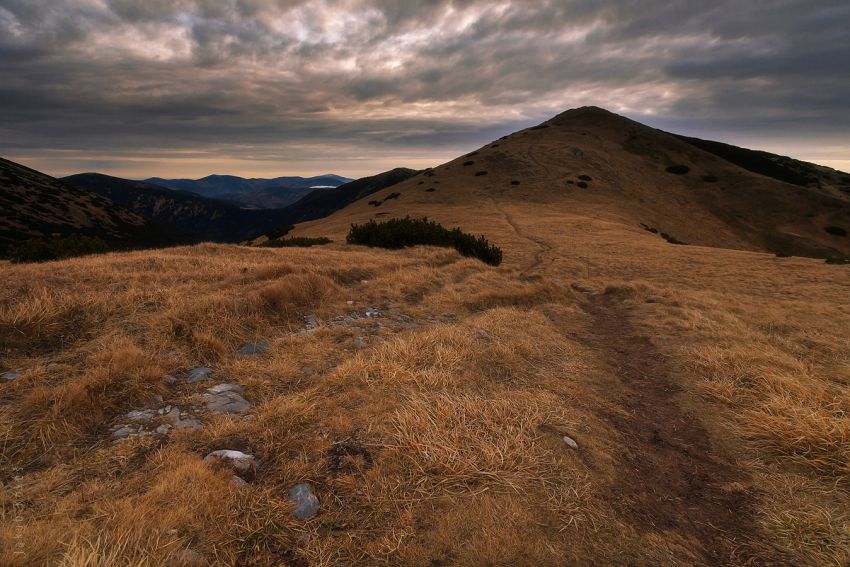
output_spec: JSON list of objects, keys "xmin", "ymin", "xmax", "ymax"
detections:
[
  {"xmin": 0, "ymin": 157, "xmax": 174, "ymax": 255},
  {"xmin": 293, "ymin": 107, "xmax": 850, "ymax": 259},
  {"xmin": 146, "ymin": 173, "xmax": 352, "ymax": 199}
]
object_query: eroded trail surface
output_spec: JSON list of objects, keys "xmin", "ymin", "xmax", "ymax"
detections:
[{"xmin": 574, "ymin": 294, "xmax": 788, "ymax": 566}]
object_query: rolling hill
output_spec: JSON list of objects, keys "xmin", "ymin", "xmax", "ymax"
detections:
[{"xmin": 293, "ymin": 106, "xmax": 850, "ymax": 260}]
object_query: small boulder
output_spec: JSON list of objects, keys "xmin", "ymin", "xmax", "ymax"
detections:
[
  {"xmin": 204, "ymin": 384, "xmax": 250, "ymax": 414},
  {"xmin": 288, "ymin": 483, "xmax": 320, "ymax": 519},
  {"xmin": 155, "ymin": 424, "xmax": 172, "ymax": 435},
  {"xmin": 186, "ymin": 367, "xmax": 213, "ymax": 383},
  {"xmin": 164, "ymin": 374, "xmax": 178, "ymax": 385},
  {"xmin": 204, "ymin": 450, "xmax": 258, "ymax": 478},
  {"xmin": 563, "ymin": 435, "xmax": 579, "ymax": 450},
  {"xmin": 235, "ymin": 342, "xmax": 268, "ymax": 357}
]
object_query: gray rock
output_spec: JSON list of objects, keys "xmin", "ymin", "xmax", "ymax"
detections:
[
  {"xmin": 1, "ymin": 369, "xmax": 21, "ymax": 382},
  {"xmin": 353, "ymin": 336, "xmax": 367, "ymax": 348},
  {"xmin": 288, "ymin": 483, "xmax": 320, "ymax": 519},
  {"xmin": 155, "ymin": 424, "xmax": 172, "ymax": 435},
  {"xmin": 174, "ymin": 418, "xmax": 203, "ymax": 430},
  {"xmin": 301, "ymin": 366, "xmax": 314, "ymax": 376},
  {"xmin": 207, "ymin": 383, "xmax": 244, "ymax": 395},
  {"xmin": 563, "ymin": 435, "xmax": 579, "ymax": 450},
  {"xmin": 204, "ymin": 450, "xmax": 258, "ymax": 477},
  {"xmin": 163, "ymin": 406, "xmax": 203, "ymax": 430},
  {"xmin": 204, "ymin": 385, "xmax": 250, "ymax": 414},
  {"xmin": 186, "ymin": 367, "xmax": 213, "ymax": 383},
  {"xmin": 364, "ymin": 309, "xmax": 380, "ymax": 318},
  {"xmin": 111, "ymin": 426, "xmax": 136, "ymax": 440},
  {"xmin": 164, "ymin": 374, "xmax": 178, "ymax": 385},
  {"xmin": 232, "ymin": 475, "xmax": 249, "ymax": 488},
  {"xmin": 235, "ymin": 342, "xmax": 268, "ymax": 357},
  {"xmin": 125, "ymin": 409, "xmax": 157, "ymax": 422},
  {"xmin": 304, "ymin": 314, "xmax": 319, "ymax": 331}
]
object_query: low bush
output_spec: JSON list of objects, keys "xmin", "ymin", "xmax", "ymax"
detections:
[
  {"xmin": 824, "ymin": 226, "xmax": 847, "ymax": 237},
  {"xmin": 702, "ymin": 175, "xmax": 719, "ymax": 183},
  {"xmin": 258, "ymin": 237, "xmax": 332, "ymax": 248},
  {"xmin": 576, "ymin": 181, "xmax": 588, "ymax": 188},
  {"xmin": 347, "ymin": 217, "xmax": 502, "ymax": 266},
  {"xmin": 825, "ymin": 257, "xmax": 850, "ymax": 265},
  {"xmin": 510, "ymin": 180, "xmax": 520, "ymax": 186},
  {"xmin": 7, "ymin": 234, "xmax": 111, "ymax": 263},
  {"xmin": 463, "ymin": 161, "xmax": 474, "ymax": 166},
  {"xmin": 474, "ymin": 171, "xmax": 488, "ymax": 177},
  {"xmin": 578, "ymin": 175, "xmax": 592, "ymax": 181},
  {"xmin": 264, "ymin": 224, "xmax": 294, "ymax": 240}
]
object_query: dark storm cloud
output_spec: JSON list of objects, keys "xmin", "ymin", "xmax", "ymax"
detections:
[{"xmin": 0, "ymin": 0, "xmax": 848, "ymax": 177}]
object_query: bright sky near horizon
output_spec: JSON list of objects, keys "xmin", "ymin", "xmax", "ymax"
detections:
[{"xmin": 1, "ymin": 0, "xmax": 848, "ymax": 179}]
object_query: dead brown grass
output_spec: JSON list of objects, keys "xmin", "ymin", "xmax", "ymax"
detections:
[{"xmin": 2, "ymin": 202, "xmax": 849, "ymax": 565}]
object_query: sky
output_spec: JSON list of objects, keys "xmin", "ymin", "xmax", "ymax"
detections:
[{"xmin": 1, "ymin": 0, "xmax": 848, "ymax": 179}]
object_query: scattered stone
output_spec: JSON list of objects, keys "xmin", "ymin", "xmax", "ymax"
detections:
[
  {"xmin": 301, "ymin": 366, "xmax": 314, "ymax": 376},
  {"xmin": 304, "ymin": 314, "xmax": 319, "ymax": 331},
  {"xmin": 364, "ymin": 309, "xmax": 380, "ymax": 318},
  {"xmin": 1, "ymin": 369, "xmax": 21, "ymax": 382},
  {"xmin": 164, "ymin": 374, "xmax": 177, "ymax": 385},
  {"xmin": 156, "ymin": 424, "xmax": 172, "ymax": 435},
  {"xmin": 152, "ymin": 394, "xmax": 164, "ymax": 404},
  {"xmin": 207, "ymin": 383, "xmax": 244, "ymax": 395},
  {"xmin": 232, "ymin": 475, "xmax": 248, "ymax": 488},
  {"xmin": 164, "ymin": 406, "xmax": 203, "ymax": 430},
  {"xmin": 288, "ymin": 483, "xmax": 320, "ymax": 519},
  {"xmin": 204, "ymin": 450, "xmax": 258, "ymax": 478},
  {"xmin": 125, "ymin": 409, "xmax": 157, "ymax": 422},
  {"xmin": 111, "ymin": 426, "xmax": 136, "ymax": 440},
  {"xmin": 353, "ymin": 336, "xmax": 367, "ymax": 348},
  {"xmin": 346, "ymin": 300, "xmax": 354, "ymax": 305},
  {"xmin": 204, "ymin": 384, "xmax": 251, "ymax": 414},
  {"xmin": 186, "ymin": 367, "xmax": 213, "ymax": 383},
  {"xmin": 563, "ymin": 435, "xmax": 579, "ymax": 450},
  {"xmin": 235, "ymin": 342, "xmax": 268, "ymax": 357}
]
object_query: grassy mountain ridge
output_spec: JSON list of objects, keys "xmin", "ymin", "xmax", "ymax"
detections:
[{"xmin": 294, "ymin": 106, "xmax": 850, "ymax": 260}]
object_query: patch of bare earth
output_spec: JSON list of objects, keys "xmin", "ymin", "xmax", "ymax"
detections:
[{"xmin": 566, "ymin": 292, "xmax": 791, "ymax": 566}]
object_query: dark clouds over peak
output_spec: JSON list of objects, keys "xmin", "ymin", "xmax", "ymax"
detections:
[{"xmin": 1, "ymin": 0, "xmax": 848, "ymax": 177}]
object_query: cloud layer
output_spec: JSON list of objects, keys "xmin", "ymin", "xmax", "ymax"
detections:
[{"xmin": 1, "ymin": 0, "xmax": 848, "ymax": 177}]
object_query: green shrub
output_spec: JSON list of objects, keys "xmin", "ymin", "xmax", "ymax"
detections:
[
  {"xmin": 259, "ymin": 236, "xmax": 332, "ymax": 248},
  {"xmin": 347, "ymin": 217, "xmax": 502, "ymax": 266},
  {"xmin": 265, "ymin": 225, "xmax": 294, "ymax": 240},
  {"xmin": 7, "ymin": 234, "xmax": 111, "ymax": 263}
]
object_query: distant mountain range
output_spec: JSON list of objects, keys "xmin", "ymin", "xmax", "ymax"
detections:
[{"xmin": 145, "ymin": 173, "xmax": 352, "ymax": 207}]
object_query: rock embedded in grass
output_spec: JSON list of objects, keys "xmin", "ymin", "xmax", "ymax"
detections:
[
  {"xmin": 2, "ymin": 369, "xmax": 21, "ymax": 381},
  {"xmin": 288, "ymin": 483, "xmax": 320, "ymax": 519},
  {"xmin": 204, "ymin": 449, "xmax": 258, "ymax": 478},
  {"xmin": 186, "ymin": 367, "xmax": 213, "ymax": 383},
  {"xmin": 203, "ymin": 384, "xmax": 251, "ymax": 414},
  {"xmin": 235, "ymin": 342, "xmax": 268, "ymax": 357},
  {"xmin": 563, "ymin": 435, "xmax": 579, "ymax": 450}
]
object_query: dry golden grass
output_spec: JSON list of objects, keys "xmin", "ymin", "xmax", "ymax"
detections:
[{"xmin": 2, "ymin": 202, "xmax": 849, "ymax": 565}]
